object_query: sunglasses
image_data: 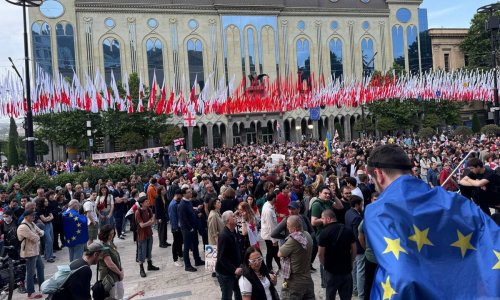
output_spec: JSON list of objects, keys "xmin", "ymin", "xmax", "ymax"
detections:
[{"xmin": 249, "ymin": 257, "xmax": 263, "ymax": 264}]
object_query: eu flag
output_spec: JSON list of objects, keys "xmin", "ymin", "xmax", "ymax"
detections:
[
  {"xmin": 62, "ymin": 209, "xmax": 88, "ymax": 247},
  {"xmin": 364, "ymin": 175, "xmax": 500, "ymax": 299}
]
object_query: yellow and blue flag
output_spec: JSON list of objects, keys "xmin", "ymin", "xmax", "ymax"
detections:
[
  {"xmin": 364, "ymin": 175, "xmax": 500, "ymax": 299},
  {"xmin": 62, "ymin": 209, "xmax": 88, "ymax": 247},
  {"xmin": 324, "ymin": 131, "xmax": 332, "ymax": 159}
]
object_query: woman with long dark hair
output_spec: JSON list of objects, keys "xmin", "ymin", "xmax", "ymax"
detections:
[
  {"xmin": 238, "ymin": 246, "xmax": 279, "ymax": 300},
  {"xmin": 97, "ymin": 186, "xmax": 115, "ymax": 227},
  {"xmin": 35, "ymin": 196, "xmax": 55, "ymax": 263}
]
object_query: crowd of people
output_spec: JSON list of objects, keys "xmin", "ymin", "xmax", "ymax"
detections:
[{"xmin": 0, "ymin": 133, "xmax": 498, "ymax": 300}]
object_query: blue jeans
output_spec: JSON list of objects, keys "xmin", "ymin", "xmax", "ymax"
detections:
[
  {"xmin": 352, "ymin": 254, "xmax": 365, "ymax": 300},
  {"xmin": 25, "ymin": 255, "xmax": 44, "ymax": 294},
  {"xmin": 43, "ymin": 222, "xmax": 54, "ymax": 260},
  {"xmin": 137, "ymin": 237, "xmax": 153, "ymax": 263},
  {"xmin": 99, "ymin": 210, "xmax": 115, "ymax": 227},
  {"xmin": 216, "ymin": 273, "xmax": 242, "ymax": 300},
  {"xmin": 181, "ymin": 229, "xmax": 201, "ymax": 268},
  {"xmin": 68, "ymin": 243, "xmax": 85, "ymax": 262}
]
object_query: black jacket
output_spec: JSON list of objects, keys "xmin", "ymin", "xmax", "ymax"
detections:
[
  {"xmin": 344, "ymin": 208, "xmax": 364, "ymax": 254},
  {"xmin": 154, "ymin": 194, "xmax": 169, "ymax": 221},
  {"xmin": 241, "ymin": 265, "xmax": 279, "ymax": 300},
  {"xmin": 215, "ymin": 226, "xmax": 241, "ymax": 276}
]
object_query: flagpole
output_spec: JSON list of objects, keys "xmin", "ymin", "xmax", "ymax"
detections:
[{"xmin": 440, "ymin": 150, "xmax": 474, "ymax": 188}]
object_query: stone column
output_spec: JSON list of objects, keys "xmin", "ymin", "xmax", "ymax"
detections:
[
  {"xmin": 226, "ymin": 123, "xmax": 233, "ymax": 147},
  {"xmin": 277, "ymin": 119, "xmax": 285, "ymax": 142},
  {"xmin": 187, "ymin": 126, "xmax": 194, "ymax": 150},
  {"xmin": 207, "ymin": 123, "xmax": 214, "ymax": 149},
  {"xmin": 312, "ymin": 120, "xmax": 320, "ymax": 140},
  {"xmin": 344, "ymin": 116, "xmax": 352, "ymax": 141},
  {"xmin": 295, "ymin": 118, "xmax": 302, "ymax": 142}
]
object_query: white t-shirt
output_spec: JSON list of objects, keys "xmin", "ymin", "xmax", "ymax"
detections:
[
  {"xmin": 238, "ymin": 275, "xmax": 273, "ymax": 300},
  {"xmin": 83, "ymin": 200, "xmax": 98, "ymax": 225}
]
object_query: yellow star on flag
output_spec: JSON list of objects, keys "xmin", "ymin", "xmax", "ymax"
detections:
[
  {"xmin": 69, "ymin": 213, "xmax": 73, "ymax": 218},
  {"xmin": 408, "ymin": 225, "xmax": 434, "ymax": 252},
  {"xmin": 76, "ymin": 229, "xmax": 81, "ymax": 235},
  {"xmin": 493, "ymin": 250, "xmax": 500, "ymax": 270},
  {"xmin": 381, "ymin": 276, "xmax": 397, "ymax": 300},
  {"xmin": 383, "ymin": 237, "xmax": 408, "ymax": 260},
  {"xmin": 74, "ymin": 216, "xmax": 78, "ymax": 221},
  {"xmin": 450, "ymin": 230, "xmax": 476, "ymax": 258},
  {"xmin": 76, "ymin": 222, "xmax": 81, "ymax": 227},
  {"xmin": 71, "ymin": 236, "xmax": 76, "ymax": 241}
]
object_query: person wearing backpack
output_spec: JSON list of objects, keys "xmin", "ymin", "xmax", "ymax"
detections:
[{"xmin": 49, "ymin": 241, "xmax": 108, "ymax": 300}]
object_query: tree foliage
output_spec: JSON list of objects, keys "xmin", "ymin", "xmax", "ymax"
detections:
[
  {"xmin": 160, "ymin": 126, "xmax": 183, "ymax": 146},
  {"xmin": 34, "ymin": 111, "xmax": 100, "ymax": 151},
  {"xmin": 460, "ymin": 12, "xmax": 500, "ymax": 70},
  {"xmin": 367, "ymin": 99, "xmax": 463, "ymax": 132},
  {"xmin": 33, "ymin": 73, "xmax": 172, "ymax": 151},
  {"xmin": 417, "ymin": 127, "xmax": 435, "ymax": 139},
  {"xmin": 100, "ymin": 73, "xmax": 170, "ymax": 141},
  {"xmin": 452, "ymin": 126, "xmax": 473, "ymax": 138},
  {"xmin": 8, "ymin": 117, "xmax": 19, "ymax": 166},
  {"xmin": 481, "ymin": 124, "xmax": 500, "ymax": 136}
]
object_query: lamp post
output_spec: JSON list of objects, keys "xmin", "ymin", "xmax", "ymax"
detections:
[
  {"xmin": 478, "ymin": 3, "xmax": 500, "ymax": 126},
  {"xmin": 86, "ymin": 119, "xmax": 93, "ymax": 159},
  {"xmin": 5, "ymin": 0, "xmax": 43, "ymax": 167}
]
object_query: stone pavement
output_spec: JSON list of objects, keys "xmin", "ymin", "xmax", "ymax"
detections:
[{"xmin": 11, "ymin": 225, "xmax": 354, "ymax": 300}]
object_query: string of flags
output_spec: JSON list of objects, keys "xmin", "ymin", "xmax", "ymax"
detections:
[{"xmin": 0, "ymin": 66, "xmax": 496, "ymax": 118}]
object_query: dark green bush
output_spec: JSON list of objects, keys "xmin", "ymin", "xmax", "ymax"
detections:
[{"xmin": 106, "ymin": 163, "xmax": 134, "ymax": 183}]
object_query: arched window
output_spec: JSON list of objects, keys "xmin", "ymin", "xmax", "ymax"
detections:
[
  {"xmin": 392, "ymin": 25, "xmax": 405, "ymax": 71},
  {"xmin": 361, "ymin": 37, "xmax": 375, "ymax": 77},
  {"xmin": 32, "ymin": 21, "xmax": 53, "ymax": 76},
  {"xmin": 146, "ymin": 38, "xmax": 164, "ymax": 87},
  {"xmin": 296, "ymin": 38, "xmax": 311, "ymax": 86},
  {"xmin": 329, "ymin": 38, "xmax": 343, "ymax": 79},
  {"xmin": 56, "ymin": 22, "xmax": 76, "ymax": 79},
  {"xmin": 247, "ymin": 28, "xmax": 256, "ymax": 74},
  {"xmin": 187, "ymin": 38, "xmax": 205, "ymax": 91},
  {"xmin": 103, "ymin": 38, "xmax": 121, "ymax": 84},
  {"xmin": 407, "ymin": 25, "xmax": 419, "ymax": 74}
]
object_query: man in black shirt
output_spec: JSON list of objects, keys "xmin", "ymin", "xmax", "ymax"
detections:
[
  {"xmin": 317, "ymin": 209, "xmax": 356, "ymax": 300},
  {"xmin": 52, "ymin": 241, "xmax": 108, "ymax": 300},
  {"xmin": 459, "ymin": 158, "xmax": 500, "ymax": 215}
]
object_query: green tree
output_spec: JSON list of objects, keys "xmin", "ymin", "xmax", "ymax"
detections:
[
  {"xmin": 117, "ymin": 132, "xmax": 145, "ymax": 150},
  {"xmin": 7, "ymin": 117, "xmax": 19, "ymax": 166},
  {"xmin": 160, "ymin": 126, "xmax": 183, "ymax": 146},
  {"xmin": 100, "ymin": 73, "xmax": 170, "ymax": 143},
  {"xmin": 481, "ymin": 124, "xmax": 500, "ymax": 136},
  {"xmin": 34, "ymin": 139, "xmax": 49, "ymax": 161},
  {"xmin": 460, "ymin": 12, "xmax": 500, "ymax": 69},
  {"xmin": 417, "ymin": 127, "xmax": 435, "ymax": 140},
  {"xmin": 34, "ymin": 111, "xmax": 101, "ymax": 151}
]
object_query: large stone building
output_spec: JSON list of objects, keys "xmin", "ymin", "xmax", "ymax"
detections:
[
  {"xmin": 428, "ymin": 28, "xmax": 468, "ymax": 72},
  {"xmin": 30, "ymin": 0, "xmax": 431, "ymax": 150}
]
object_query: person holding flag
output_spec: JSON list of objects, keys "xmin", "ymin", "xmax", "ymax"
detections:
[
  {"xmin": 63, "ymin": 200, "xmax": 89, "ymax": 262},
  {"xmin": 324, "ymin": 132, "xmax": 332, "ymax": 159},
  {"xmin": 363, "ymin": 144, "xmax": 500, "ymax": 299}
]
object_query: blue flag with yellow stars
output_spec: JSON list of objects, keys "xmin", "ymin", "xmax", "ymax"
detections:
[
  {"xmin": 364, "ymin": 175, "xmax": 500, "ymax": 299},
  {"xmin": 62, "ymin": 209, "xmax": 88, "ymax": 247}
]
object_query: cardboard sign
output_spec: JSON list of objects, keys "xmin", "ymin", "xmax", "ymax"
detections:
[{"xmin": 205, "ymin": 245, "xmax": 217, "ymax": 272}]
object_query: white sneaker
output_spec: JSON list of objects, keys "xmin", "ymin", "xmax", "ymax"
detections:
[{"xmin": 174, "ymin": 261, "xmax": 183, "ymax": 267}]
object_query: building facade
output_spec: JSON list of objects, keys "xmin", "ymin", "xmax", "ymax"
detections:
[
  {"xmin": 30, "ymin": 0, "xmax": 429, "ymax": 149},
  {"xmin": 428, "ymin": 28, "xmax": 468, "ymax": 72}
]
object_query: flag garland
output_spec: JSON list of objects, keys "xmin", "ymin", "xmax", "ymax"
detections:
[{"xmin": 0, "ymin": 67, "xmax": 496, "ymax": 118}]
